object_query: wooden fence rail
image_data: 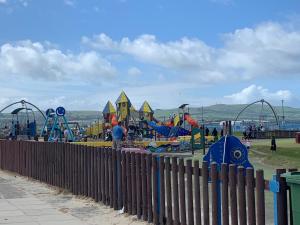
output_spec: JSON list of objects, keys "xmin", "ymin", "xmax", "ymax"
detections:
[{"xmin": 0, "ymin": 140, "xmax": 292, "ymax": 225}]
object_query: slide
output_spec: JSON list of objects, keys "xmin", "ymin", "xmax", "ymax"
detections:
[
  {"xmin": 147, "ymin": 121, "xmax": 171, "ymax": 137},
  {"xmin": 152, "ymin": 117, "xmax": 161, "ymax": 124},
  {"xmin": 148, "ymin": 121, "xmax": 190, "ymax": 138},
  {"xmin": 169, "ymin": 126, "xmax": 190, "ymax": 137},
  {"xmin": 111, "ymin": 114, "xmax": 118, "ymax": 126},
  {"xmin": 184, "ymin": 113, "xmax": 199, "ymax": 127}
]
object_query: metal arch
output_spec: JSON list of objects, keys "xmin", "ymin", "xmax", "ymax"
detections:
[
  {"xmin": 234, "ymin": 99, "xmax": 279, "ymax": 126},
  {"xmin": 0, "ymin": 100, "xmax": 46, "ymax": 120},
  {"xmin": 23, "ymin": 101, "xmax": 45, "ymax": 120}
]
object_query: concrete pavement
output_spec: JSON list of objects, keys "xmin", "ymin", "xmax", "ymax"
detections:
[{"xmin": 0, "ymin": 170, "xmax": 146, "ymax": 225}]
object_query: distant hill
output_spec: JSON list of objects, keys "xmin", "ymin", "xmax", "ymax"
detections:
[
  {"xmin": 154, "ymin": 104, "xmax": 299, "ymax": 122},
  {"xmin": 0, "ymin": 104, "xmax": 299, "ymax": 127}
]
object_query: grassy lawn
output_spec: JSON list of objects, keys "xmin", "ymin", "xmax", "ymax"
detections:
[{"xmin": 250, "ymin": 138, "xmax": 300, "ymax": 170}]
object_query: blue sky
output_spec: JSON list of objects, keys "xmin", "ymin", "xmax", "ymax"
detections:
[{"xmin": 0, "ymin": 0, "xmax": 300, "ymax": 110}]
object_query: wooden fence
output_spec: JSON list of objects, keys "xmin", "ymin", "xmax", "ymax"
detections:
[{"xmin": 0, "ymin": 140, "xmax": 293, "ymax": 225}]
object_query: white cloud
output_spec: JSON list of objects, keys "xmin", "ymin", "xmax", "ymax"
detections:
[
  {"xmin": 19, "ymin": 0, "xmax": 28, "ymax": 7},
  {"xmin": 224, "ymin": 85, "xmax": 292, "ymax": 104},
  {"xmin": 82, "ymin": 21, "xmax": 300, "ymax": 84},
  {"xmin": 64, "ymin": 0, "xmax": 75, "ymax": 7},
  {"xmin": 0, "ymin": 0, "xmax": 7, "ymax": 4},
  {"xmin": 128, "ymin": 67, "xmax": 141, "ymax": 76},
  {"xmin": 0, "ymin": 40, "xmax": 117, "ymax": 81}
]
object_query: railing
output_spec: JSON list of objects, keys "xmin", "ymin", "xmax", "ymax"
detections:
[{"xmin": 0, "ymin": 140, "xmax": 294, "ymax": 225}]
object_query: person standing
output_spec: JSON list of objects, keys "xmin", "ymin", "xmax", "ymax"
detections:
[
  {"xmin": 212, "ymin": 128, "xmax": 218, "ymax": 141},
  {"xmin": 112, "ymin": 121, "xmax": 125, "ymax": 151},
  {"xmin": 64, "ymin": 128, "xmax": 69, "ymax": 142},
  {"xmin": 271, "ymin": 135, "xmax": 277, "ymax": 152},
  {"xmin": 205, "ymin": 127, "xmax": 210, "ymax": 136}
]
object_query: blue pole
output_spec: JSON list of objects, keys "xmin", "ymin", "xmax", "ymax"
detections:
[{"xmin": 49, "ymin": 116, "xmax": 58, "ymax": 141}]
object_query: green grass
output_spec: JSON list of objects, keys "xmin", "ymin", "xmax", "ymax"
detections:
[{"xmin": 250, "ymin": 138, "xmax": 300, "ymax": 170}]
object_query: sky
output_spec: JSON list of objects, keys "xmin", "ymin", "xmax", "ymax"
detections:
[{"xmin": 0, "ymin": 0, "xmax": 300, "ymax": 111}]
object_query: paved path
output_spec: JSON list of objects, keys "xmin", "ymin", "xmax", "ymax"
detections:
[{"xmin": 0, "ymin": 170, "xmax": 146, "ymax": 225}]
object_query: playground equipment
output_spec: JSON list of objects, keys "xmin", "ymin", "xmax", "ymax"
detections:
[
  {"xmin": 86, "ymin": 121, "xmax": 104, "ymax": 138},
  {"xmin": 40, "ymin": 108, "xmax": 55, "ymax": 138},
  {"xmin": 147, "ymin": 121, "xmax": 191, "ymax": 138},
  {"xmin": 139, "ymin": 101, "xmax": 154, "ymax": 121},
  {"xmin": 116, "ymin": 91, "xmax": 131, "ymax": 126},
  {"xmin": 46, "ymin": 107, "xmax": 75, "ymax": 142},
  {"xmin": 184, "ymin": 113, "xmax": 199, "ymax": 127},
  {"xmin": 203, "ymin": 135, "xmax": 253, "ymax": 225},
  {"xmin": 204, "ymin": 135, "xmax": 253, "ymax": 168},
  {"xmin": 234, "ymin": 99, "xmax": 279, "ymax": 128},
  {"xmin": 190, "ymin": 127, "xmax": 205, "ymax": 151},
  {"xmin": 0, "ymin": 100, "xmax": 45, "ymax": 140},
  {"xmin": 103, "ymin": 101, "xmax": 116, "ymax": 124}
]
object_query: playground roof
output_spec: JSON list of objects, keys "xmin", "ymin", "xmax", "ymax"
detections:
[
  {"xmin": 140, "ymin": 101, "xmax": 153, "ymax": 113},
  {"xmin": 103, "ymin": 101, "xmax": 116, "ymax": 114},
  {"xmin": 179, "ymin": 104, "xmax": 189, "ymax": 109},
  {"xmin": 115, "ymin": 91, "xmax": 132, "ymax": 106},
  {"xmin": 130, "ymin": 104, "xmax": 137, "ymax": 112},
  {"xmin": 11, "ymin": 108, "xmax": 32, "ymax": 114}
]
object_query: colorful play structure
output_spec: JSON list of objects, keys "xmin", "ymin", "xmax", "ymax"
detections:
[
  {"xmin": 83, "ymin": 91, "xmax": 217, "ymax": 152},
  {"xmin": 0, "ymin": 100, "xmax": 45, "ymax": 140},
  {"xmin": 41, "ymin": 107, "xmax": 75, "ymax": 142},
  {"xmin": 0, "ymin": 94, "xmax": 219, "ymax": 150}
]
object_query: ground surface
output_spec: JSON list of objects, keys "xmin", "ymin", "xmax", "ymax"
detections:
[{"xmin": 0, "ymin": 170, "xmax": 145, "ymax": 225}]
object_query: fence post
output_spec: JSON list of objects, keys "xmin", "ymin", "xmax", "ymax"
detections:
[
  {"xmin": 194, "ymin": 160, "xmax": 202, "ymax": 225},
  {"xmin": 80, "ymin": 145, "xmax": 85, "ymax": 195},
  {"xmin": 84, "ymin": 146, "xmax": 89, "ymax": 197},
  {"xmin": 159, "ymin": 156, "xmax": 166, "ymax": 225},
  {"xmin": 141, "ymin": 153, "xmax": 148, "ymax": 221},
  {"xmin": 101, "ymin": 148, "xmax": 105, "ymax": 202},
  {"xmin": 187, "ymin": 159, "xmax": 194, "ymax": 225},
  {"xmin": 91, "ymin": 147, "xmax": 96, "ymax": 200},
  {"xmin": 211, "ymin": 162, "xmax": 219, "ymax": 225},
  {"xmin": 237, "ymin": 166, "xmax": 247, "ymax": 225},
  {"xmin": 146, "ymin": 153, "xmax": 153, "ymax": 223},
  {"xmin": 131, "ymin": 152, "xmax": 137, "ymax": 214},
  {"xmin": 105, "ymin": 148, "xmax": 109, "ymax": 204},
  {"xmin": 165, "ymin": 157, "xmax": 172, "ymax": 225},
  {"xmin": 116, "ymin": 149, "xmax": 122, "ymax": 209},
  {"xmin": 256, "ymin": 170, "xmax": 265, "ymax": 225},
  {"xmin": 202, "ymin": 161, "xmax": 209, "ymax": 225},
  {"xmin": 179, "ymin": 158, "xmax": 186, "ymax": 225},
  {"xmin": 126, "ymin": 151, "xmax": 132, "ymax": 213},
  {"xmin": 276, "ymin": 169, "xmax": 288, "ymax": 225},
  {"xmin": 136, "ymin": 153, "xmax": 142, "ymax": 219},
  {"xmin": 246, "ymin": 168, "xmax": 256, "ymax": 225},
  {"xmin": 109, "ymin": 149, "xmax": 113, "ymax": 208},
  {"xmin": 94, "ymin": 147, "xmax": 98, "ymax": 200},
  {"xmin": 96, "ymin": 147, "xmax": 101, "ymax": 202},
  {"xmin": 172, "ymin": 157, "xmax": 179, "ymax": 225},
  {"xmin": 121, "ymin": 150, "xmax": 127, "ymax": 212},
  {"xmin": 112, "ymin": 148, "xmax": 118, "ymax": 209},
  {"xmin": 221, "ymin": 163, "xmax": 229, "ymax": 225},
  {"xmin": 75, "ymin": 144, "xmax": 80, "ymax": 196},
  {"xmin": 153, "ymin": 155, "xmax": 159, "ymax": 225}
]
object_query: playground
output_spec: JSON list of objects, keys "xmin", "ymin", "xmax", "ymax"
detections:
[{"xmin": 0, "ymin": 92, "xmax": 299, "ymax": 225}]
